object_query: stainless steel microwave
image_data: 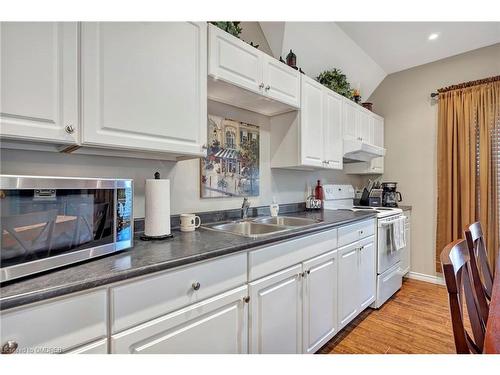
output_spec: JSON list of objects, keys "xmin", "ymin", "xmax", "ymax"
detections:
[{"xmin": 0, "ymin": 175, "xmax": 133, "ymax": 283}]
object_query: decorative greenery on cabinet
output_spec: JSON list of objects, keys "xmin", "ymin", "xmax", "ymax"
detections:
[
  {"xmin": 210, "ymin": 22, "xmax": 243, "ymax": 38},
  {"xmin": 316, "ymin": 69, "xmax": 354, "ymax": 99}
]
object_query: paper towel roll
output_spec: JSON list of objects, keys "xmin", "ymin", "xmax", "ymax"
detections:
[{"xmin": 144, "ymin": 178, "xmax": 171, "ymax": 237}]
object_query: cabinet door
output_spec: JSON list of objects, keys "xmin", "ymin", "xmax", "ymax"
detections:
[
  {"xmin": 338, "ymin": 243, "xmax": 360, "ymax": 329},
  {"xmin": 111, "ymin": 286, "xmax": 248, "ymax": 354},
  {"xmin": 323, "ymin": 89, "xmax": 343, "ymax": 170},
  {"xmin": 372, "ymin": 116, "xmax": 384, "ymax": 147},
  {"xmin": 0, "ymin": 22, "xmax": 78, "ymax": 144},
  {"xmin": 399, "ymin": 212, "xmax": 411, "ymax": 275},
  {"xmin": 249, "ymin": 265, "xmax": 302, "ymax": 354},
  {"xmin": 342, "ymin": 98, "xmax": 359, "ymax": 141},
  {"xmin": 262, "ymin": 54, "xmax": 300, "ymax": 108},
  {"xmin": 81, "ymin": 22, "xmax": 207, "ymax": 156},
  {"xmin": 300, "ymin": 76, "xmax": 324, "ymax": 168},
  {"xmin": 357, "ymin": 110, "xmax": 373, "ymax": 144},
  {"xmin": 302, "ymin": 250, "xmax": 338, "ymax": 354},
  {"xmin": 208, "ymin": 24, "xmax": 263, "ymax": 94},
  {"xmin": 370, "ymin": 116, "xmax": 384, "ymax": 173},
  {"xmin": 358, "ymin": 239, "xmax": 376, "ymax": 310}
]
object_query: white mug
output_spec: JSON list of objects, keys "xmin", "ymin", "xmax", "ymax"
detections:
[{"xmin": 180, "ymin": 214, "xmax": 201, "ymax": 232}]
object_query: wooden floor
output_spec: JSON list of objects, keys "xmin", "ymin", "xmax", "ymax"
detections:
[{"xmin": 318, "ymin": 278, "xmax": 457, "ymax": 354}]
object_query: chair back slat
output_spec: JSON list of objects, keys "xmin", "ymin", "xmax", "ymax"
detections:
[
  {"xmin": 441, "ymin": 239, "xmax": 487, "ymax": 354},
  {"xmin": 465, "ymin": 222, "xmax": 494, "ymax": 299}
]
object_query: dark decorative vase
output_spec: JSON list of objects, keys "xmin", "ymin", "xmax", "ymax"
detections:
[{"xmin": 286, "ymin": 49, "xmax": 297, "ymax": 68}]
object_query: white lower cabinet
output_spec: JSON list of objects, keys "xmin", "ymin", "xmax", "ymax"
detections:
[
  {"xmin": 111, "ymin": 285, "xmax": 248, "ymax": 354},
  {"xmin": 65, "ymin": 339, "xmax": 108, "ymax": 354},
  {"xmin": 358, "ymin": 240, "xmax": 376, "ymax": 310},
  {"xmin": 249, "ymin": 265, "xmax": 303, "ymax": 354},
  {"xmin": 302, "ymin": 250, "xmax": 338, "ymax": 354},
  {"xmin": 338, "ymin": 236, "xmax": 376, "ymax": 330},
  {"xmin": 338, "ymin": 243, "xmax": 360, "ymax": 328},
  {"xmin": 0, "ymin": 290, "xmax": 107, "ymax": 354}
]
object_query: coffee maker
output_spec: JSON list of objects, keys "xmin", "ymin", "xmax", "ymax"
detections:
[{"xmin": 381, "ymin": 182, "xmax": 403, "ymax": 207}]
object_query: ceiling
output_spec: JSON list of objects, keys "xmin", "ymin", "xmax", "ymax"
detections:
[{"xmin": 337, "ymin": 22, "xmax": 500, "ymax": 74}]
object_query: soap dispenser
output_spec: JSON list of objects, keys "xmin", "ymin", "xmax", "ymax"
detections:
[{"xmin": 270, "ymin": 197, "xmax": 279, "ymax": 217}]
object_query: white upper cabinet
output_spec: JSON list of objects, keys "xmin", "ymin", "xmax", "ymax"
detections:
[
  {"xmin": 81, "ymin": 22, "xmax": 207, "ymax": 157},
  {"xmin": 208, "ymin": 24, "xmax": 300, "ymax": 116},
  {"xmin": 344, "ymin": 113, "xmax": 385, "ymax": 175},
  {"xmin": 270, "ymin": 75, "xmax": 343, "ymax": 171},
  {"xmin": 262, "ymin": 54, "xmax": 300, "ymax": 107},
  {"xmin": 323, "ymin": 89, "xmax": 344, "ymax": 169},
  {"xmin": 208, "ymin": 23, "xmax": 263, "ymax": 94},
  {"xmin": 0, "ymin": 22, "xmax": 78, "ymax": 144},
  {"xmin": 342, "ymin": 99, "xmax": 358, "ymax": 142},
  {"xmin": 300, "ymin": 76, "xmax": 325, "ymax": 168}
]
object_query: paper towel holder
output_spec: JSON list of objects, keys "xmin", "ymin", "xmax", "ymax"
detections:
[{"xmin": 140, "ymin": 171, "xmax": 174, "ymax": 241}]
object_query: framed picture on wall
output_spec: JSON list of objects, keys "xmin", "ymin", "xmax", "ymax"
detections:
[{"xmin": 200, "ymin": 115, "xmax": 260, "ymax": 198}]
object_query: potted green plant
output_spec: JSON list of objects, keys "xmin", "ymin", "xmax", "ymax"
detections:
[{"xmin": 316, "ymin": 69, "xmax": 354, "ymax": 99}]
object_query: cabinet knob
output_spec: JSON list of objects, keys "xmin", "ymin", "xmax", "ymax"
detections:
[
  {"xmin": 65, "ymin": 125, "xmax": 75, "ymax": 134},
  {"xmin": 265, "ymin": 85, "xmax": 270, "ymax": 91},
  {"xmin": 1, "ymin": 340, "xmax": 18, "ymax": 354},
  {"xmin": 201, "ymin": 144, "xmax": 208, "ymax": 150},
  {"xmin": 259, "ymin": 83, "xmax": 265, "ymax": 89},
  {"xmin": 192, "ymin": 282, "xmax": 201, "ymax": 291},
  {"xmin": 242, "ymin": 296, "xmax": 250, "ymax": 303}
]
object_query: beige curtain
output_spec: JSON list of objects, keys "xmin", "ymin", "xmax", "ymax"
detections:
[{"xmin": 436, "ymin": 79, "xmax": 500, "ymax": 273}]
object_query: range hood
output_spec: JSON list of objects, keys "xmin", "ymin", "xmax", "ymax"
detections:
[{"xmin": 343, "ymin": 139, "xmax": 386, "ymax": 162}]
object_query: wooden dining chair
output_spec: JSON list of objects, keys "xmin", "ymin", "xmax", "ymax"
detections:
[
  {"xmin": 441, "ymin": 239, "xmax": 489, "ymax": 354},
  {"xmin": 464, "ymin": 222, "xmax": 494, "ymax": 300}
]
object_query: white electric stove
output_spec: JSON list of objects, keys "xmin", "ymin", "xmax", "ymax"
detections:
[{"xmin": 323, "ymin": 184, "xmax": 405, "ymax": 308}]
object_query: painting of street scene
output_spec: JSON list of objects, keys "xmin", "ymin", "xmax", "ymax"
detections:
[{"xmin": 201, "ymin": 115, "xmax": 260, "ymax": 198}]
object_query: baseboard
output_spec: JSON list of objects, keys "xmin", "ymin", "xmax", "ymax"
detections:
[{"xmin": 406, "ymin": 271, "xmax": 445, "ymax": 285}]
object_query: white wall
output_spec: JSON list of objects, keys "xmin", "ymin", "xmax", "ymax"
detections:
[
  {"xmin": 1, "ymin": 100, "xmax": 367, "ymax": 218},
  {"xmin": 260, "ymin": 22, "xmax": 387, "ymax": 98},
  {"xmin": 368, "ymin": 43, "xmax": 500, "ymax": 277}
]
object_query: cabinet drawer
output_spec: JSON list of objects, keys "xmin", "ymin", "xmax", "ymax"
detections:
[
  {"xmin": 111, "ymin": 253, "xmax": 247, "ymax": 333},
  {"xmin": 248, "ymin": 228, "xmax": 338, "ymax": 281},
  {"xmin": 338, "ymin": 219, "xmax": 375, "ymax": 247},
  {"xmin": 65, "ymin": 338, "xmax": 108, "ymax": 354},
  {"xmin": 0, "ymin": 290, "xmax": 107, "ymax": 354},
  {"xmin": 111, "ymin": 285, "xmax": 248, "ymax": 354}
]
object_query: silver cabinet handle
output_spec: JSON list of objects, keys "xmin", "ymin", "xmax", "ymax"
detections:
[
  {"xmin": 265, "ymin": 85, "xmax": 270, "ymax": 91},
  {"xmin": 2, "ymin": 340, "xmax": 18, "ymax": 354},
  {"xmin": 65, "ymin": 125, "xmax": 75, "ymax": 134},
  {"xmin": 259, "ymin": 83, "xmax": 265, "ymax": 89},
  {"xmin": 192, "ymin": 282, "xmax": 201, "ymax": 291}
]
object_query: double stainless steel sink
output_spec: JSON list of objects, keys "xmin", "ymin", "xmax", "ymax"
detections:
[{"xmin": 203, "ymin": 216, "xmax": 322, "ymax": 238}]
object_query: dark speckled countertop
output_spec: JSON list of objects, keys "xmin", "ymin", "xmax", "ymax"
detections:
[{"xmin": 0, "ymin": 209, "xmax": 375, "ymax": 311}]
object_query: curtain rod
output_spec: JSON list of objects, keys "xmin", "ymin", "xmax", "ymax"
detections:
[{"xmin": 430, "ymin": 75, "xmax": 500, "ymax": 99}]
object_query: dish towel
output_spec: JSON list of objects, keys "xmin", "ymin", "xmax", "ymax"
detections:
[
  {"xmin": 394, "ymin": 216, "xmax": 407, "ymax": 251},
  {"xmin": 386, "ymin": 223, "xmax": 396, "ymax": 253}
]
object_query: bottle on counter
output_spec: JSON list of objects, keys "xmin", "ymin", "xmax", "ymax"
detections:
[{"xmin": 314, "ymin": 180, "xmax": 324, "ymax": 201}]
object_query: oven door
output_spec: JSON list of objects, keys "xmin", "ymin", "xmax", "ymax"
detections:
[
  {"xmin": 377, "ymin": 216, "xmax": 402, "ymax": 274},
  {"xmin": 0, "ymin": 176, "xmax": 131, "ymax": 282}
]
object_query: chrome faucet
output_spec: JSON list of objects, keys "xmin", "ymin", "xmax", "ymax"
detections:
[{"xmin": 241, "ymin": 197, "xmax": 251, "ymax": 219}]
